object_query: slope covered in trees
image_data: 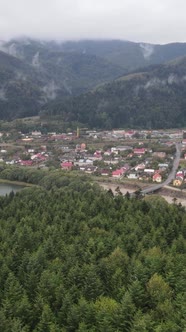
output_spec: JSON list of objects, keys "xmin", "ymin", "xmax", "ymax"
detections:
[
  {"xmin": 0, "ymin": 168, "xmax": 185, "ymax": 331},
  {"xmin": 1, "ymin": 38, "xmax": 186, "ymax": 122},
  {"xmin": 0, "ymin": 42, "xmax": 124, "ymax": 120},
  {"xmin": 43, "ymin": 56, "xmax": 186, "ymax": 129},
  {"xmin": 59, "ymin": 39, "xmax": 186, "ymax": 71}
]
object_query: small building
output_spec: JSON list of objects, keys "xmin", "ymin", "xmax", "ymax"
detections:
[
  {"xmin": 127, "ymin": 173, "xmax": 138, "ymax": 179},
  {"xmin": 135, "ymin": 163, "xmax": 146, "ymax": 171},
  {"xmin": 31, "ymin": 131, "xmax": 41, "ymax": 136},
  {"xmin": 158, "ymin": 163, "xmax": 169, "ymax": 169},
  {"xmin": 61, "ymin": 161, "xmax": 73, "ymax": 170},
  {"xmin": 153, "ymin": 173, "xmax": 162, "ymax": 183},
  {"xmin": 94, "ymin": 151, "xmax": 102, "ymax": 159},
  {"xmin": 116, "ymin": 146, "xmax": 133, "ymax": 152},
  {"xmin": 112, "ymin": 169, "xmax": 125, "ymax": 178},
  {"xmin": 19, "ymin": 160, "xmax": 33, "ymax": 166},
  {"xmin": 104, "ymin": 150, "xmax": 112, "ymax": 156},
  {"xmin": 133, "ymin": 148, "xmax": 146, "ymax": 155},
  {"xmin": 84, "ymin": 166, "xmax": 97, "ymax": 174},
  {"xmin": 101, "ymin": 169, "xmax": 110, "ymax": 176},
  {"xmin": 144, "ymin": 169, "xmax": 155, "ymax": 174},
  {"xmin": 173, "ymin": 177, "xmax": 183, "ymax": 187},
  {"xmin": 125, "ymin": 130, "xmax": 135, "ymax": 138},
  {"xmin": 176, "ymin": 171, "xmax": 184, "ymax": 179}
]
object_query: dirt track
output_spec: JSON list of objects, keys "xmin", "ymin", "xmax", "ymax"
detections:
[{"xmin": 99, "ymin": 182, "xmax": 186, "ymax": 207}]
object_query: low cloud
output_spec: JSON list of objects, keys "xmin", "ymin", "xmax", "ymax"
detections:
[{"xmin": 0, "ymin": 0, "xmax": 186, "ymax": 43}]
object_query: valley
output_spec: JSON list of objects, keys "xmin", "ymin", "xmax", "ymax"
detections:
[
  {"xmin": 0, "ymin": 116, "xmax": 186, "ymax": 204},
  {"xmin": 0, "ymin": 37, "xmax": 186, "ymax": 331}
]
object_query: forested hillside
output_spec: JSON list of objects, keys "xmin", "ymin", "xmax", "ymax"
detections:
[
  {"xmin": 4, "ymin": 38, "xmax": 186, "ymax": 73},
  {"xmin": 0, "ymin": 41, "xmax": 124, "ymax": 119},
  {"xmin": 1, "ymin": 38, "xmax": 186, "ymax": 123},
  {"xmin": 0, "ymin": 167, "xmax": 185, "ymax": 331},
  {"xmin": 43, "ymin": 56, "xmax": 186, "ymax": 129},
  {"xmin": 59, "ymin": 39, "xmax": 186, "ymax": 71}
]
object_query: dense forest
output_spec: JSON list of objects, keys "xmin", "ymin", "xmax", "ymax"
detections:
[
  {"xmin": 0, "ymin": 46, "xmax": 124, "ymax": 120},
  {"xmin": 0, "ymin": 167, "xmax": 185, "ymax": 331},
  {"xmin": 43, "ymin": 56, "xmax": 186, "ymax": 129},
  {"xmin": 1, "ymin": 38, "xmax": 186, "ymax": 124}
]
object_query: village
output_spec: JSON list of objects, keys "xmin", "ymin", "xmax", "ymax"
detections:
[{"xmin": 0, "ymin": 126, "xmax": 186, "ymax": 189}]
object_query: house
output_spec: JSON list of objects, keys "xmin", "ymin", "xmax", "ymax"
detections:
[
  {"xmin": 101, "ymin": 169, "xmax": 110, "ymax": 176},
  {"xmin": 125, "ymin": 130, "xmax": 135, "ymax": 138},
  {"xmin": 94, "ymin": 151, "xmax": 102, "ymax": 159},
  {"xmin": 176, "ymin": 171, "xmax": 184, "ymax": 179},
  {"xmin": 133, "ymin": 148, "xmax": 146, "ymax": 155},
  {"xmin": 158, "ymin": 163, "xmax": 169, "ymax": 169},
  {"xmin": 116, "ymin": 146, "xmax": 133, "ymax": 152},
  {"xmin": 31, "ymin": 153, "xmax": 47, "ymax": 161},
  {"xmin": 19, "ymin": 160, "xmax": 33, "ymax": 166},
  {"xmin": 127, "ymin": 173, "xmax": 138, "ymax": 179},
  {"xmin": 112, "ymin": 169, "xmax": 124, "ymax": 178},
  {"xmin": 74, "ymin": 159, "xmax": 93, "ymax": 166},
  {"xmin": 153, "ymin": 173, "xmax": 162, "ymax": 183},
  {"xmin": 31, "ymin": 131, "xmax": 41, "ymax": 136},
  {"xmin": 164, "ymin": 141, "xmax": 174, "ymax": 147},
  {"xmin": 135, "ymin": 163, "xmax": 146, "ymax": 171},
  {"xmin": 6, "ymin": 160, "xmax": 15, "ymax": 165},
  {"xmin": 111, "ymin": 147, "xmax": 119, "ymax": 155},
  {"xmin": 104, "ymin": 160, "xmax": 119, "ymax": 165},
  {"xmin": 84, "ymin": 166, "xmax": 97, "ymax": 174},
  {"xmin": 144, "ymin": 169, "xmax": 155, "ymax": 174},
  {"xmin": 173, "ymin": 177, "xmax": 183, "ymax": 187},
  {"xmin": 104, "ymin": 150, "xmax": 112, "ymax": 156},
  {"xmin": 61, "ymin": 161, "xmax": 73, "ymax": 170}
]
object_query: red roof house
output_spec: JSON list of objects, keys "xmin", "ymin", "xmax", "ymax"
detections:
[
  {"xmin": 152, "ymin": 173, "xmax": 162, "ymax": 183},
  {"xmin": 133, "ymin": 148, "xmax": 146, "ymax": 155},
  {"xmin": 61, "ymin": 161, "xmax": 73, "ymax": 170},
  {"xmin": 112, "ymin": 168, "xmax": 125, "ymax": 178},
  {"xmin": 20, "ymin": 160, "xmax": 33, "ymax": 166}
]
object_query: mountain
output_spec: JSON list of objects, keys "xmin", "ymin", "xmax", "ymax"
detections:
[
  {"xmin": 59, "ymin": 40, "xmax": 186, "ymax": 71},
  {"xmin": 0, "ymin": 39, "xmax": 124, "ymax": 119},
  {"xmin": 43, "ymin": 56, "xmax": 186, "ymax": 129},
  {"xmin": 1, "ymin": 38, "xmax": 186, "ymax": 121},
  {"xmin": 4, "ymin": 38, "xmax": 186, "ymax": 72},
  {"xmin": 0, "ymin": 50, "xmax": 45, "ymax": 119}
]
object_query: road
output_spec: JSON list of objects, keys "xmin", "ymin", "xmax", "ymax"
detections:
[{"xmin": 141, "ymin": 143, "xmax": 182, "ymax": 195}]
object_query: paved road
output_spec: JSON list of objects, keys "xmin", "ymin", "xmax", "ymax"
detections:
[{"xmin": 141, "ymin": 143, "xmax": 182, "ymax": 195}]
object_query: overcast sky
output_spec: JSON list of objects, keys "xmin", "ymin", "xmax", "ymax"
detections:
[{"xmin": 0, "ymin": 0, "xmax": 185, "ymax": 44}]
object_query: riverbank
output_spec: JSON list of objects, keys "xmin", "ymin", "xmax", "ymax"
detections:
[
  {"xmin": 0, "ymin": 179, "xmax": 36, "ymax": 187},
  {"xmin": 98, "ymin": 181, "xmax": 186, "ymax": 207}
]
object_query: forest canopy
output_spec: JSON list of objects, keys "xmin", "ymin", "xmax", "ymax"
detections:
[{"xmin": 0, "ymin": 169, "xmax": 185, "ymax": 331}]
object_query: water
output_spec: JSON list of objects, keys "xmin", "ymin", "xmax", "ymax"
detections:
[{"xmin": 0, "ymin": 183, "xmax": 24, "ymax": 196}]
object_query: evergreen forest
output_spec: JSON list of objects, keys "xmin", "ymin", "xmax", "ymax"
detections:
[{"xmin": 0, "ymin": 168, "xmax": 185, "ymax": 331}]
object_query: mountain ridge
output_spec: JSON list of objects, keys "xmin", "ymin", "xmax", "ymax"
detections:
[
  {"xmin": 1, "ymin": 38, "xmax": 186, "ymax": 123},
  {"xmin": 42, "ymin": 55, "xmax": 186, "ymax": 129}
]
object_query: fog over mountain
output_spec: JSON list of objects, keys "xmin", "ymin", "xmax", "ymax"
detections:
[
  {"xmin": 1, "ymin": 38, "xmax": 186, "ymax": 127},
  {"xmin": 0, "ymin": 0, "xmax": 186, "ymax": 44}
]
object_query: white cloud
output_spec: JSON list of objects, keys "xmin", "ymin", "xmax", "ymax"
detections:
[{"xmin": 0, "ymin": 0, "xmax": 185, "ymax": 43}]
